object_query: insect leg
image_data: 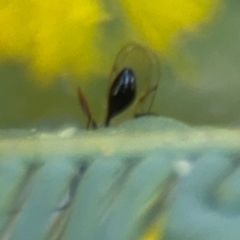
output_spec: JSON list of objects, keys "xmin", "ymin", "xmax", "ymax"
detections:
[
  {"xmin": 77, "ymin": 87, "xmax": 97, "ymax": 129},
  {"xmin": 134, "ymin": 84, "xmax": 159, "ymax": 117}
]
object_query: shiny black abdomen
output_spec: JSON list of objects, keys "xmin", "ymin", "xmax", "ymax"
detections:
[{"xmin": 105, "ymin": 68, "xmax": 136, "ymax": 126}]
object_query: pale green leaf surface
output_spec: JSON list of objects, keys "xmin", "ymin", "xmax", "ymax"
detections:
[
  {"xmin": 165, "ymin": 152, "xmax": 240, "ymax": 240},
  {"xmin": 0, "ymin": 158, "xmax": 26, "ymax": 231},
  {"xmin": 8, "ymin": 159, "xmax": 76, "ymax": 240},
  {"xmin": 0, "ymin": 117, "xmax": 240, "ymax": 240},
  {"xmin": 64, "ymin": 156, "xmax": 126, "ymax": 240},
  {"xmin": 93, "ymin": 150, "xmax": 176, "ymax": 240}
]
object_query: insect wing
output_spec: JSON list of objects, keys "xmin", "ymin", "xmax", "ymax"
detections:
[{"xmin": 108, "ymin": 43, "xmax": 160, "ymax": 121}]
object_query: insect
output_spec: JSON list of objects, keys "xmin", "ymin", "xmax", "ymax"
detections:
[{"xmin": 78, "ymin": 43, "xmax": 160, "ymax": 129}]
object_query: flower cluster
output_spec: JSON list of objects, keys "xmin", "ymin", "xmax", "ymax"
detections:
[{"xmin": 0, "ymin": 0, "xmax": 218, "ymax": 85}]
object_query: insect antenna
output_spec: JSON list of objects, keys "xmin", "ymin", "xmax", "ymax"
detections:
[{"xmin": 77, "ymin": 87, "xmax": 97, "ymax": 129}]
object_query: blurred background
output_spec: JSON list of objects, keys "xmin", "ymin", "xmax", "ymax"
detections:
[{"xmin": 0, "ymin": 0, "xmax": 239, "ymax": 129}]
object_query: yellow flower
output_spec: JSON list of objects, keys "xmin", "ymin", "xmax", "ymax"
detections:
[
  {"xmin": 0, "ymin": 0, "xmax": 109, "ymax": 85},
  {"xmin": 0, "ymin": 0, "xmax": 218, "ymax": 86},
  {"xmin": 119, "ymin": 0, "xmax": 218, "ymax": 53},
  {"xmin": 141, "ymin": 217, "xmax": 165, "ymax": 240}
]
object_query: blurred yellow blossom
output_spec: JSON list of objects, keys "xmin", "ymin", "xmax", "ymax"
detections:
[
  {"xmin": 0, "ymin": 0, "xmax": 218, "ymax": 85},
  {"xmin": 0, "ymin": 0, "xmax": 109, "ymax": 84},
  {"xmin": 119, "ymin": 0, "xmax": 218, "ymax": 53},
  {"xmin": 141, "ymin": 217, "xmax": 165, "ymax": 240}
]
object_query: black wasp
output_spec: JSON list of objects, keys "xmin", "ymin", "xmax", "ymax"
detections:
[{"xmin": 77, "ymin": 43, "xmax": 160, "ymax": 129}]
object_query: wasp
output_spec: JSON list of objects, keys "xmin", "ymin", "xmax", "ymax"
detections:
[{"xmin": 78, "ymin": 43, "xmax": 160, "ymax": 129}]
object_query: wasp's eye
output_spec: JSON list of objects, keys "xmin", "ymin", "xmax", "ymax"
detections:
[{"xmin": 105, "ymin": 68, "xmax": 136, "ymax": 126}]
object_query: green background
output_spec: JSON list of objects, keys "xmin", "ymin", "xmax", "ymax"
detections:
[{"xmin": 0, "ymin": 0, "xmax": 239, "ymax": 129}]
